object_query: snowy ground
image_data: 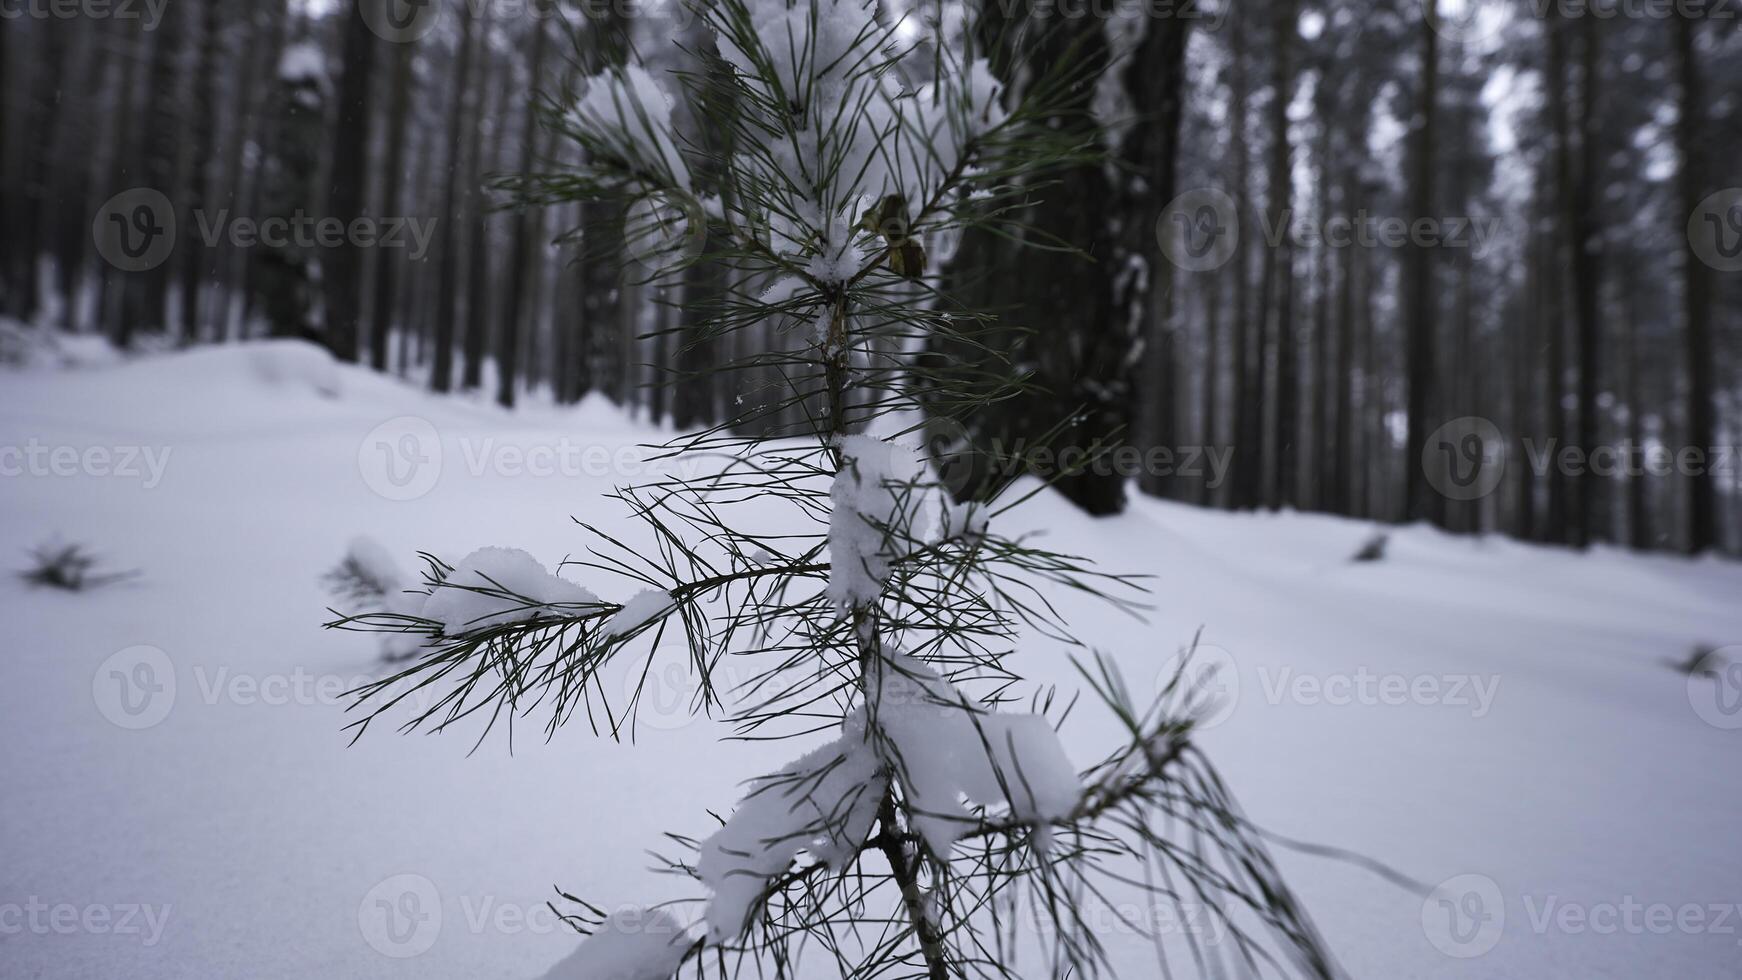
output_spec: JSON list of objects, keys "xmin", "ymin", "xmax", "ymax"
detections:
[{"xmin": 2, "ymin": 341, "xmax": 1740, "ymax": 979}]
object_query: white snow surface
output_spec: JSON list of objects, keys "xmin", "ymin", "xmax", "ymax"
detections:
[
  {"xmin": 568, "ymin": 64, "xmax": 691, "ymax": 191},
  {"xmin": 867, "ymin": 654, "xmax": 1080, "ymax": 855},
  {"xmin": 3, "ymin": 342, "xmax": 1742, "ymax": 979},
  {"xmin": 603, "ymin": 589, "xmax": 676, "ymax": 639},
  {"xmin": 697, "ymin": 714, "xmax": 886, "ymax": 942},
  {"xmin": 697, "ymin": 653, "xmax": 1081, "ymax": 939},
  {"xmin": 538, "ymin": 907, "xmax": 691, "ymax": 980},
  {"xmin": 422, "ymin": 547, "xmax": 601, "ymax": 635},
  {"xmin": 827, "ymin": 434, "xmax": 924, "ymax": 612}
]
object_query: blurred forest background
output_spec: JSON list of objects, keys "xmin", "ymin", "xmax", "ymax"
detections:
[{"xmin": 2, "ymin": 0, "xmax": 1740, "ymax": 551}]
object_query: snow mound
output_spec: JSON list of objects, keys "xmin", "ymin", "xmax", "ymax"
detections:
[
  {"xmin": 422, "ymin": 547, "xmax": 602, "ymax": 634},
  {"xmin": 247, "ymin": 340, "xmax": 341, "ymax": 397},
  {"xmin": 540, "ymin": 907, "xmax": 692, "ymax": 980},
  {"xmin": 0, "ymin": 319, "xmax": 123, "ymax": 370}
]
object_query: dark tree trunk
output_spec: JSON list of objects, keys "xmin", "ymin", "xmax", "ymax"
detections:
[
  {"xmin": 462, "ymin": 26, "xmax": 505, "ymax": 392},
  {"xmin": 177, "ymin": 0, "xmax": 224, "ymax": 341},
  {"xmin": 1228, "ymin": 8, "xmax": 1258, "ymax": 510},
  {"xmin": 959, "ymin": 1, "xmax": 1125, "ymax": 515},
  {"xmin": 1622, "ymin": 265, "xmax": 1651, "ymax": 550},
  {"xmin": 430, "ymin": 1, "xmax": 477, "ymax": 394},
  {"xmin": 1674, "ymin": 15, "xmax": 1716, "ymax": 553},
  {"xmin": 1513, "ymin": 235, "xmax": 1541, "ymax": 541},
  {"xmin": 1331, "ymin": 172, "xmax": 1356, "ymax": 516},
  {"xmin": 137, "ymin": 4, "xmax": 184, "ymax": 337},
  {"xmin": 371, "ymin": 33, "xmax": 414, "ymax": 372},
  {"xmin": 1402, "ymin": 4, "xmax": 1440, "ymax": 525},
  {"xmin": 1266, "ymin": 0, "xmax": 1297, "ymax": 512},
  {"xmin": 1201, "ymin": 272, "xmax": 1221, "ymax": 507},
  {"xmin": 1550, "ymin": 12, "xmax": 1603, "ymax": 547},
  {"xmin": 324, "ymin": 0, "xmax": 379, "ymax": 363},
  {"xmin": 497, "ymin": 16, "xmax": 552, "ymax": 409},
  {"xmin": 1127, "ymin": 4, "xmax": 1192, "ymax": 502}
]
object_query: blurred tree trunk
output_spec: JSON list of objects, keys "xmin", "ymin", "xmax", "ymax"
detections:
[
  {"xmin": 176, "ymin": 0, "xmax": 224, "ymax": 341},
  {"xmin": 2, "ymin": 21, "xmax": 64, "ymax": 320},
  {"xmin": 1265, "ymin": 0, "xmax": 1297, "ymax": 511},
  {"xmin": 1330, "ymin": 170, "xmax": 1356, "ymax": 516},
  {"xmin": 1355, "ymin": 237, "xmax": 1377, "ymax": 517},
  {"xmin": 135, "ymin": 2, "xmax": 184, "ymax": 337},
  {"xmin": 573, "ymin": 11, "xmax": 631, "ymax": 405},
  {"xmin": 1401, "ymin": 3, "xmax": 1440, "ymax": 525},
  {"xmin": 1228, "ymin": 9, "xmax": 1258, "ymax": 511},
  {"xmin": 1128, "ymin": 7, "xmax": 1192, "ymax": 503},
  {"xmin": 254, "ymin": 39, "xmax": 327, "ymax": 341},
  {"xmin": 431, "ymin": 0, "xmax": 476, "ymax": 394},
  {"xmin": 1550, "ymin": 12, "xmax": 1603, "ymax": 546},
  {"xmin": 371, "ymin": 33, "xmax": 414, "ymax": 372},
  {"xmin": 1201, "ymin": 272, "xmax": 1221, "ymax": 507},
  {"xmin": 1513, "ymin": 235, "xmax": 1541, "ymax": 541},
  {"xmin": 216, "ymin": 4, "xmax": 286, "ymax": 342},
  {"xmin": 1674, "ymin": 14, "xmax": 1716, "ymax": 553},
  {"xmin": 46, "ymin": 24, "xmax": 96, "ymax": 328},
  {"xmin": 497, "ymin": 16, "xmax": 552, "ymax": 408},
  {"xmin": 1309, "ymin": 98, "xmax": 1333, "ymax": 512},
  {"xmin": 324, "ymin": 0, "xmax": 379, "ymax": 363},
  {"xmin": 1622, "ymin": 264, "xmax": 1651, "ymax": 550},
  {"xmin": 950, "ymin": 2, "xmax": 1122, "ymax": 514},
  {"xmin": 462, "ymin": 25, "xmax": 505, "ymax": 392},
  {"xmin": 100, "ymin": 24, "xmax": 157, "ymax": 346},
  {"xmin": 0, "ymin": 24, "xmax": 15, "ymax": 315}
]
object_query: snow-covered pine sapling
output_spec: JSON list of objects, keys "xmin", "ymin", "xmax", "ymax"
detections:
[{"xmin": 332, "ymin": 1, "xmax": 1336, "ymax": 976}]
